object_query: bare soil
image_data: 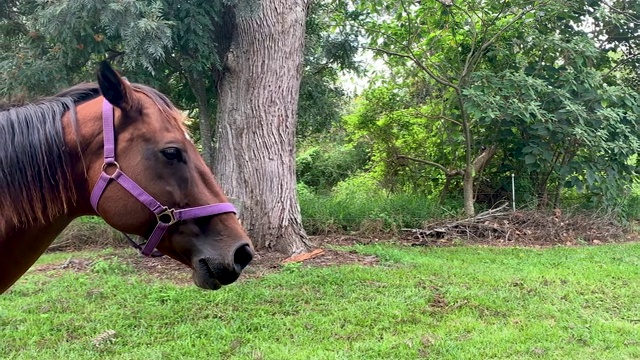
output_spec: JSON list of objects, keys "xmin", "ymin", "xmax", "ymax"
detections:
[{"xmin": 38, "ymin": 211, "xmax": 637, "ymax": 286}]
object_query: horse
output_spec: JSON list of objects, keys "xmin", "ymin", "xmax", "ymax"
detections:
[{"xmin": 0, "ymin": 61, "xmax": 254, "ymax": 294}]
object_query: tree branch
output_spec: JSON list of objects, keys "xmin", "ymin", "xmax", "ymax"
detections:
[
  {"xmin": 471, "ymin": 145, "xmax": 497, "ymax": 173},
  {"xmin": 396, "ymin": 155, "xmax": 451, "ymax": 174},
  {"xmin": 365, "ymin": 46, "xmax": 459, "ymax": 90},
  {"xmin": 602, "ymin": 53, "xmax": 640, "ymax": 79},
  {"xmin": 410, "ymin": 111, "xmax": 462, "ymax": 126},
  {"xmin": 462, "ymin": 0, "xmax": 552, "ymax": 80}
]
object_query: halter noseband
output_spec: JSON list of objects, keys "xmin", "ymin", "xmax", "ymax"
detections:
[{"xmin": 90, "ymin": 99, "xmax": 237, "ymax": 257}]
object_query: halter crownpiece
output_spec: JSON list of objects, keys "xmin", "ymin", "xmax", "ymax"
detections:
[{"xmin": 90, "ymin": 99, "xmax": 237, "ymax": 257}]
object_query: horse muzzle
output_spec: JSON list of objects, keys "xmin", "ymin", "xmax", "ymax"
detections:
[{"xmin": 192, "ymin": 243, "xmax": 254, "ymax": 290}]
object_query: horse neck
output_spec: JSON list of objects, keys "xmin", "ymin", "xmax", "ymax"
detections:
[
  {"xmin": 0, "ymin": 216, "xmax": 74, "ymax": 293},
  {"xmin": 61, "ymin": 96, "xmax": 105, "ymax": 216},
  {"xmin": 0, "ymin": 102, "xmax": 97, "ymax": 294}
]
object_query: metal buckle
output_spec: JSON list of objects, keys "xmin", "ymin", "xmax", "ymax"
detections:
[
  {"xmin": 156, "ymin": 207, "xmax": 177, "ymax": 225},
  {"xmin": 101, "ymin": 161, "xmax": 120, "ymax": 176}
]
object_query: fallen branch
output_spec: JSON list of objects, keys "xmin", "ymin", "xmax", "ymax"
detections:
[{"xmin": 402, "ymin": 208, "xmax": 627, "ymax": 246}]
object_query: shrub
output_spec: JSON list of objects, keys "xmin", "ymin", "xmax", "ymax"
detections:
[{"xmin": 296, "ymin": 141, "xmax": 369, "ymax": 192}]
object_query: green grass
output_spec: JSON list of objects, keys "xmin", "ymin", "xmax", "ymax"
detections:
[
  {"xmin": 298, "ymin": 184, "xmax": 462, "ymax": 233},
  {"xmin": 2, "ymin": 243, "xmax": 640, "ymax": 359},
  {"xmin": 618, "ymin": 180, "xmax": 640, "ymax": 220}
]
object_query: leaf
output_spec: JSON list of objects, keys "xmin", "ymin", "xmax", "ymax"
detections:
[
  {"xmin": 586, "ymin": 170, "xmax": 596, "ymax": 186},
  {"xmin": 524, "ymin": 154, "xmax": 536, "ymax": 164}
]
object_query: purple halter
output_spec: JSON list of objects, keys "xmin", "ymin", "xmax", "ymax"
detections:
[{"xmin": 90, "ymin": 99, "xmax": 237, "ymax": 257}]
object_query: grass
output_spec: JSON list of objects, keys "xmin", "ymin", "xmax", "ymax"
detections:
[
  {"xmin": 617, "ymin": 179, "xmax": 640, "ymax": 220},
  {"xmin": 298, "ymin": 184, "xmax": 462, "ymax": 234},
  {"xmin": 2, "ymin": 243, "xmax": 640, "ymax": 359}
]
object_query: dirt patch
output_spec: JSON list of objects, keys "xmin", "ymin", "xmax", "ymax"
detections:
[
  {"xmin": 37, "ymin": 210, "xmax": 638, "ymax": 286},
  {"xmin": 127, "ymin": 255, "xmax": 193, "ymax": 286},
  {"xmin": 127, "ymin": 235, "xmax": 382, "ymax": 283},
  {"xmin": 36, "ymin": 258, "xmax": 93, "ymax": 272},
  {"xmin": 32, "ymin": 258, "xmax": 93, "ymax": 277},
  {"xmin": 35, "ymin": 236, "xmax": 382, "ymax": 286},
  {"xmin": 235, "ymin": 239, "xmax": 381, "ymax": 281}
]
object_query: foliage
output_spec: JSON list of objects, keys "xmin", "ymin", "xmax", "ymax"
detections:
[
  {"xmin": 0, "ymin": 0, "xmax": 174, "ymax": 99},
  {"xmin": 3, "ymin": 244, "xmax": 640, "ymax": 358},
  {"xmin": 344, "ymin": 85, "xmax": 461, "ymax": 193},
  {"xmin": 297, "ymin": 0, "xmax": 361, "ymax": 137},
  {"xmin": 296, "ymin": 134, "xmax": 369, "ymax": 191}
]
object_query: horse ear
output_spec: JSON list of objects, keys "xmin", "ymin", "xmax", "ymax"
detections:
[{"xmin": 97, "ymin": 61, "xmax": 138, "ymax": 111}]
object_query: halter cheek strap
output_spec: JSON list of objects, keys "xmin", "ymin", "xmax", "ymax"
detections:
[{"xmin": 90, "ymin": 99, "xmax": 237, "ymax": 257}]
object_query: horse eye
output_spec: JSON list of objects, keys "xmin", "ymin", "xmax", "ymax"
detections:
[{"xmin": 161, "ymin": 147, "xmax": 182, "ymax": 162}]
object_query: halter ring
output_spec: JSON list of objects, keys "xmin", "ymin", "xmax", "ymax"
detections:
[
  {"xmin": 156, "ymin": 207, "xmax": 177, "ymax": 225},
  {"xmin": 101, "ymin": 161, "xmax": 120, "ymax": 176}
]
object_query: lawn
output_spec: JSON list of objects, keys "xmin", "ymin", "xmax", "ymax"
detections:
[{"xmin": 1, "ymin": 242, "xmax": 639, "ymax": 359}]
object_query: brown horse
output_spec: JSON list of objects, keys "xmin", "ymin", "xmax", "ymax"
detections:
[{"xmin": 0, "ymin": 61, "xmax": 254, "ymax": 294}]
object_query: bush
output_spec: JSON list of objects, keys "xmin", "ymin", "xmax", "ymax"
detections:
[
  {"xmin": 619, "ymin": 181, "xmax": 640, "ymax": 221},
  {"xmin": 296, "ymin": 141, "xmax": 369, "ymax": 192}
]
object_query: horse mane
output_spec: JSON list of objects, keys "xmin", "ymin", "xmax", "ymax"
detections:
[{"xmin": 0, "ymin": 81, "xmax": 182, "ymax": 230}]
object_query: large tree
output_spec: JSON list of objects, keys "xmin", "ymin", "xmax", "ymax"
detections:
[
  {"xmin": 1, "ymin": 0, "xmax": 314, "ymax": 254},
  {"xmin": 214, "ymin": 0, "xmax": 312, "ymax": 253}
]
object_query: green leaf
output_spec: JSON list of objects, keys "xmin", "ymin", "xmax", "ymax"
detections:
[{"xmin": 524, "ymin": 154, "xmax": 536, "ymax": 164}]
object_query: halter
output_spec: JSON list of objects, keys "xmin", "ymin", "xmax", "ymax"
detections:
[{"xmin": 90, "ymin": 99, "xmax": 237, "ymax": 257}]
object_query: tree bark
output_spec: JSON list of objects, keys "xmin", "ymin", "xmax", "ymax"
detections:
[
  {"xmin": 463, "ymin": 163, "xmax": 475, "ymax": 216},
  {"xmin": 213, "ymin": 0, "xmax": 311, "ymax": 254},
  {"xmin": 185, "ymin": 73, "xmax": 214, "ymax": 168}
]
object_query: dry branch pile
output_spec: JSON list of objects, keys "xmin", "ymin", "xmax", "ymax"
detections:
[{"xmin": 404, "ymin": 204, "xmax": 628, "ymax": 246}]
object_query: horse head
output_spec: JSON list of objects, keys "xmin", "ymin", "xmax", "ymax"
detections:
[{"xmin": 83, "ymin": 62, "xmax": 254, "ymax": 290}]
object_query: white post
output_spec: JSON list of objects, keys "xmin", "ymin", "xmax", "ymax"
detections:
[{"xmin": 511, "ymin": 173, "xmax": 516, "ymax": 211}]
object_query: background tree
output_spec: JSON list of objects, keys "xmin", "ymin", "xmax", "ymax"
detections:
[
  {"xmin": 340, "ymin": 0, "xmax": 557, "ymax": 216},
  {"xmin": 338, "ymin": 0, "xmax": 640, "ymax": 215},
  {"xmin": 214, "ymin": 0, "xmax": 312, "ymax": 253},
  {"xmin": 463, "ymin": 0, "xmax": 640, "ymax": 209}
]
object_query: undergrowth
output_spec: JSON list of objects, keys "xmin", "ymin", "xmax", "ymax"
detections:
[{"xmin": 297, "ymin": 181, "xmax": 462, "ymax": 234}]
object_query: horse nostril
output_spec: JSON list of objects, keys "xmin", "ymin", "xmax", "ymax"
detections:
[{"xmin": 234, "ymin": 244, "xmax": 254, "ymax": 271}]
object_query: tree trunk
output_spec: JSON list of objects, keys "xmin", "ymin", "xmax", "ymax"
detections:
[
  {"xmin": 186, "ymin": 73, "xmax": 214, "ymax": 168},
  {"xmin": 439, "ymin": 174, "xmax": 453, "ymax": 204},
  {"xmin": 463, "ymin": 164, "xmax": 475, "ymax": 217},
  {"xmin": 213, "ymin": 0, "xmax": 311, "ymax": 254}
]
